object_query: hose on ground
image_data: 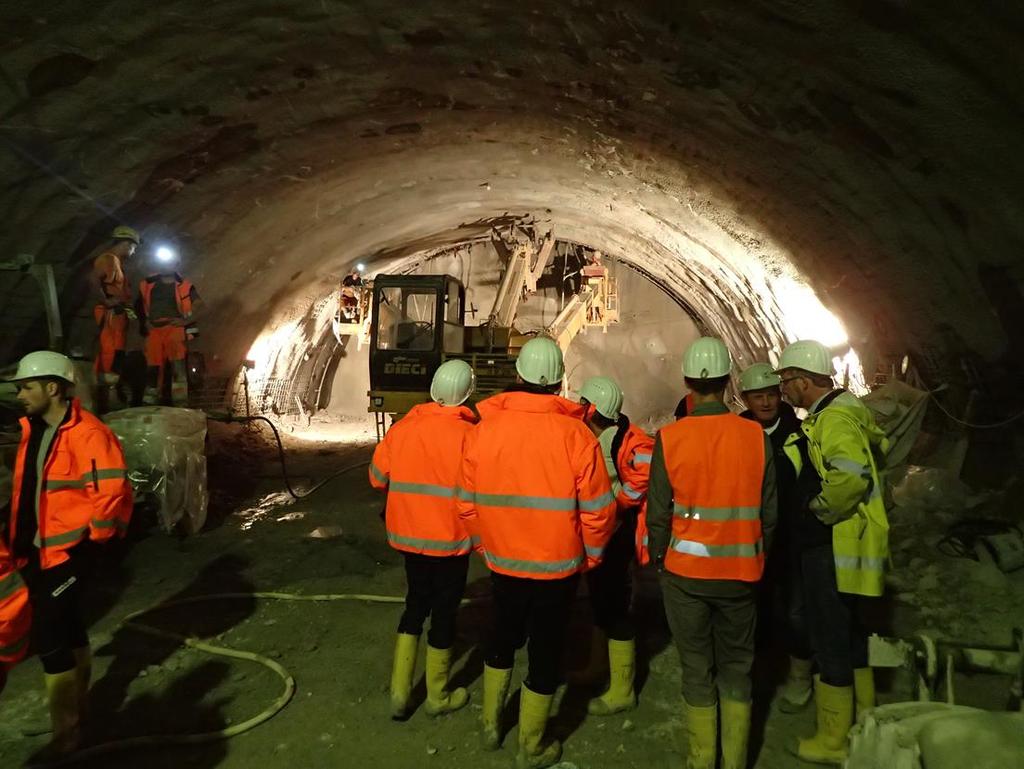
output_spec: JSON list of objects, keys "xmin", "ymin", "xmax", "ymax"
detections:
[
  {"xmin": 208, "ymin": 414, "xmax": 370, "ymax": 500},
  {"xmin": 44, "ymin": 590, "xmax": 480, "ymax": 765}
]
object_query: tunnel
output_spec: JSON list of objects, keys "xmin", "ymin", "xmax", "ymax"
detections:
[{"xmin": 1, "ymin": 2, "xmax": 1023, "ymax": 768}]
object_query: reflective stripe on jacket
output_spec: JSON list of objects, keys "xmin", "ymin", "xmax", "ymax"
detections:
[
  {"xmin": 9, "ymin": 399, "xmax": 133, "ymax": 570},
  {"xmin": 0, "ymin": 540, "xmax": 30, "ymax": 667},
  {"xmin": 369, "ymin": 402, "xmax": 477, "ymax": 557},
  {"xmin": 800, "ymin": 390, "xmax": 890, "ymax": 597},
  {"xmin": 139, "ymin": 275, "xmax": 195, "ymax": 320},
  {"xmin": 660, "ymin": 412, "xmax": 767, "ymax": 581},
  {"xmin": 457, "ymin": 392, "xmax": 616, "ymax": 580}
]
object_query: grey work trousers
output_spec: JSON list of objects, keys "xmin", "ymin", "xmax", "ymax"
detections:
[{"xmin": 660, "ymin": 572, "xmax": 757, "ymax": 706}]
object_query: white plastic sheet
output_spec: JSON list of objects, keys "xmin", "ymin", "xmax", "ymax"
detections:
[{"xmin": 103, "ymin": 406, "xmax": 208, "ymax": 533}]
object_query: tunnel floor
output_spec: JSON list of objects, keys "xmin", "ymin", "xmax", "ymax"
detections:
[{"xmin": 1, "ymin": 429, "xmax": 1021, "ymax": 769}]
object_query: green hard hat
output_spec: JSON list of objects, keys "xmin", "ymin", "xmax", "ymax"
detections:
[
  {"xmin": 739, "ymin": 363, "xmax": 781, "ymax": 392},
  {"xmin": 682, "ymin": 337, "xmax": 731, "ymax": 379},
  {"xmin": 516, "ymin": 337, "xmax": 564, "ymax": 386},
  {"xmin": 579, "ymin": 376, "xmax": 624, "ymax": 420}
]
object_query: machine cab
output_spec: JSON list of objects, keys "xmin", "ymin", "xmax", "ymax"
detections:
[{"xmin": 369, "ymin": 274, "xmax": 466, "ymax": 396}]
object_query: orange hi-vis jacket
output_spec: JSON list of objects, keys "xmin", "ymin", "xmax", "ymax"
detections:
[
  {"xmin": 139, "ymin": 275, "xmax": 195, "ymax": 322},
  {"xmin": 9, "ymin": 399, "xmax": 133, "ymax": 570},
  {"xmin": 457, "ymin": 391, "xmax": 617, "ymax": 580},
  {"xmin": 605, "ymin": 423, "xmax": 654, "ymax": 565},
  {"xmin": 0, "ymin": 539, "xmax": 30, "ymax": 668},
  {"xmin": 660, "ymin": 412, "xmax": 767, "ymax": 581},
  {"xmin": 616, "ymin": 423, "xmax": 654, "ymax": 510},
  {"xmin": 369, "ymin": 402, "xmax": 477, "ymax": 557}
]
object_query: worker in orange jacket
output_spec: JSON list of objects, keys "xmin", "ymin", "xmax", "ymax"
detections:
[
  {"xmin": 136, "ymin": 246, "xmax": 202, "ymax": 406},
  {"xmin": 5, "ymin": 351, "xmax": 133, "ymax": 755},
  {"xmin": 645, "ymin": 338, "xmax": 777, "ymax": 769},
  {"xmin": 458, "ymin": 338, "xmax": 616, "ymax": 769},
  {"xmin": 571, "ymin": 375, "xmax": 654, "ymax": 717},
  {"xmin": 91, "ymin": 225, "xmax": 141, "ymax": 409},
  {"xmin": 0, "ymin": 537, "xmax": 31, "ymax": 697},
  {"xmin": 369, "ymin": 360, "xmax": 478, "ymax": 721}
]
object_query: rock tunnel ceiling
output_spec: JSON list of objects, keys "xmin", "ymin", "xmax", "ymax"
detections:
[{"xmin": 2, "ymin": 1, "xmax": 1023, "ymax": 388}]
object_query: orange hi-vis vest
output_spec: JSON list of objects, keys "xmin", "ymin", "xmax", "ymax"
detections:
[
  {"xmin": 9, "ymin": 399, "xmax": 134, "ymax": 570},
  {"xmin": 139, "ymin": 275, "xmax": 194, "ymax": 321},
  {"xmin": 660, "ymin": 412, "xmax": 766, "ymax": 582},
  {"xmin": 369, "ymin": 402, "xmax": 477, "ymax": 557},
  {"xmin": 457, "ymin": 392, "xmax": 617, "ymax": 580},
  {"xmin": 0, "ymin": 539, "xmax": 30, "ymax": 667}
]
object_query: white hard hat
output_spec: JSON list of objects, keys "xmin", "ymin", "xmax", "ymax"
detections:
[
  {"xmin": 579, "ymin": 376, "xmax": 624, "ymax": 420},
  {"xmin": 682, "ymin": 337, "xmax": 731, "ymax": 379},
  {"xmin": 8, "ymin": 351, "xmax": 75, "ymax": 384},
  {"xmin": 739, "ymin": 363, "xmax": 781, "ymax": 393},
  {"xmin": 516, "ymin": 337, "xmax": 564, "ymax": 386},
  {"xmin": 776, "ymin": 340, "xmax": 833, "ymax": 377},
  {"xmin": 430, "ymin": 359, "xmax": 476, "ymax": 406}
]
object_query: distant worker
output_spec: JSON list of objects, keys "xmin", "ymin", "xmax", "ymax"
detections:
[
  {"xmin": 0, "ymin": 535, "xmax": 31, "ymax": 697},
  {"xmin": 91, "ymin": 226, "xmax": 140, "ymax": 408},
  {"xmin": 458, "ymin": 338, "xmax": 616, "ymax": 769},
  {"xmin": 738, "ymin": 363, "xmax": 812, "ymax": 711},
  {"xmin": 136, "ymin": 246, "xmax": 202, "ymax": 406},
  {"xmin": 776, "ymin": 341, "xmax": 889, "ymax": 765},
  {"xmin": 368, "ymin": 360, "xmax": 478, "ymax": 720},
  {"xmin": 5, "ymin": 351, "xmax": 133, "ymax": 755},
  {"xmin": 573, "ymin": 375, "xmax": 653, "ymax": 716},
  {"xmin": 646, "ymin": 338, "xmax": 776, "ymax": 769},
  {"xmin": 340, "ymin": 269, "xmax": 363, "ymax": 322}
]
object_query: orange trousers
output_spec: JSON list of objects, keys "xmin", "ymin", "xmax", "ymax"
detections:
[
  {"xmin": 94, "ymin": 306, "xmax": 128, "ymax": 378},
  {"xmin": 144, "ymin": 325, "xmax": 187, "ymax": 366}
]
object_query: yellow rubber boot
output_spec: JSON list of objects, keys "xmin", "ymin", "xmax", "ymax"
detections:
[
  {"xmin": 424, "ymin": 645, "xmax": 468, "ymax": 716},
  {"xmin": 481, "ymin": 665, "xmax": 512, "ymax": 750},
  {"xmin": 44, "ymin": 670, "xmax": 81, "ymax": 756},
  {"xmin": 587, "ymin": 638, "xmax": 637, "ymax": 715},
  {"xmin": 720, "ymin": 698, "xmax": 751, "ymax": 769},
  {"xmin": 777, "ymin": 655, "xmax": 814, "ymax": 713},
  {"xmin": 73, "ymin": 647, "xmax": 92, "ymax": 725},
  {"xmin": 389, "ymin": 633, "xmax": 419, "ymax": 719},
  {"xmin": 854, "ymin": 667, "xmax": 875, "ymax": 715},
  {"xmin": 515, "ymin": 685, "xmax": 562, "ymax": 769},
  {"xmin": 567, "ymin": 627, "xmax": 608, "ymax": 685},
  {"xmin": 794, "ymin": 679, "xmax": 854, "ymax": 765},
  {"xmin": 683, "ymin": 700, "xmax": 717, "ymax": 769}
]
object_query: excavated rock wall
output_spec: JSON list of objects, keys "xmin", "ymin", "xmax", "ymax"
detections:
[{"xmin": 1, "ymin": 1, "xmax": 1022, "ymax": 389}]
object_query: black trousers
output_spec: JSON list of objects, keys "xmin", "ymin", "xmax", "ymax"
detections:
[
  {"xmin": 586, "ymin": 516, "xmax": 636, "ymax": 641},
  {"xmin": 800, "ymin": 542, "xmax": 868, "ymax": 687},
  {"xmin": 398, "ymin": 553, "xmax": 469, "ymax": 650},
  {"xmin": 757, "ymin": 542, "xmax": 811, "ymax": 659},
  {"xmin": 486, "ymin": 571, "xmax": 580, "ymax": 696},
  {"xmin": 20, "ymin": 552, "xmax": 89, "ymax": 675}
]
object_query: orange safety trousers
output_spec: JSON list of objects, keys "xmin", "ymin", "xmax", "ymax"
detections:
[
  {"xmin": 660, "ymin": 413, "xmax": 766, "ymax": 582},
  {"xmin": 0, "ymin": 544, "xmax": 30, "ymax": 669},
  {"xmin": 145, "ymin": 325, "xmax": 187, "ymax": 367},
  {"xmin": 93, "ymin": 305, "xmax": 128, "ymax": 375},
  {"xmin": 370, "ymin": 402, "xmax": 477, "ymax": 557}
]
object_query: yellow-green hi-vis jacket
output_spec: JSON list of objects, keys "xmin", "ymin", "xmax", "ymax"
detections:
[{"xmin": 784, "ymin": 391, "xmax": 890, "ymax": 597}]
